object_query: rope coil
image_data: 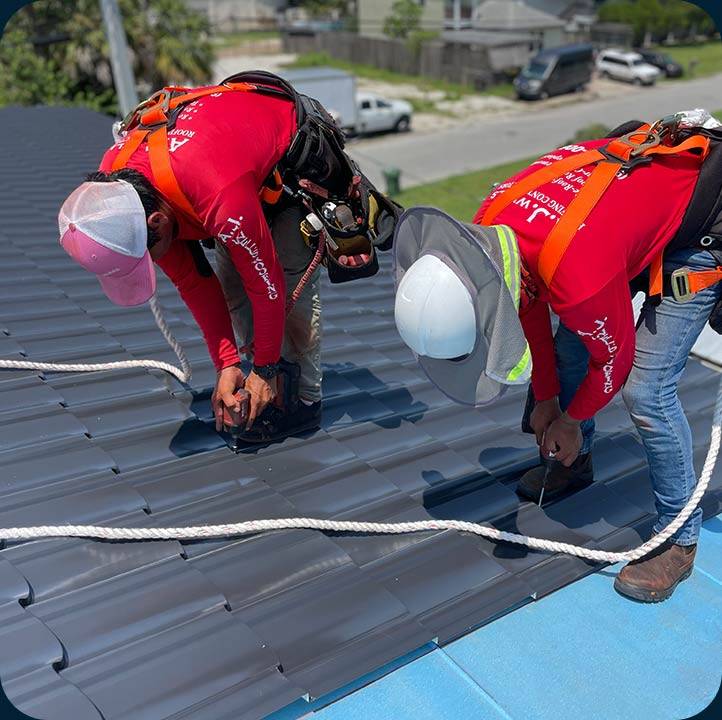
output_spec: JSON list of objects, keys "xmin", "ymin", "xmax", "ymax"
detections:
[{"xmin": 0, "ymin": 295, "xmax": 719, "ymax": 565}]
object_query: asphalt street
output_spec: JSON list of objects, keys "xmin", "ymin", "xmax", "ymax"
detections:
[{"xmin": 349, "ymin": 73, "xmax": 722, "ymax": 188}]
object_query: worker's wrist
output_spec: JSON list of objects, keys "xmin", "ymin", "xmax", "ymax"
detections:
[
  {"xmin": 252, "ymin": 362, "xmax": 281, "ymax": 380},
  {"xmin": 559, "ymin": 411, "xmax": 581, "ymax": 426},
  {"xmin": 218, "ymin": 360, "xmax": 242, "ymax": 375}
]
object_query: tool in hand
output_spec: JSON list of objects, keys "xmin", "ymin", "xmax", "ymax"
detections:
[
  {"xmin": 221, "ymin": 360, "xmax": 303, "ymax": 450},
  {"xmin": 221, "ymin": 388, "xmax": 251, "ymax": 452},
  {"xmin": 538, "ymin": 444, "xmax": 558, "ymax": 507}
]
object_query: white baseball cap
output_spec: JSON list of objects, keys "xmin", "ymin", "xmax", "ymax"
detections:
[{"xmin": 58, "ymin": 180, "xmax": 156, "ymax": 306}]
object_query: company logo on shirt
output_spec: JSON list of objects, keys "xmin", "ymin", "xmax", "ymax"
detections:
[
  {"xmin": 576, "ymin": 317, "xmax": 618, "ymax": 394},
  {"xmin": 218, "ymin": 216, "xmax": 279, "ymax": 301}
]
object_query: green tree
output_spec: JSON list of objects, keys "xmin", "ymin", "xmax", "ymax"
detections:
[
  {"xmin": 300, "ymin": 0, "xmax": 349, "ymax": 18},
  {"xmin": 0, "ymin": 0, "xmax": 214, "ymax": 115},
  {"xmin": 383, "ymin": 0, "xmax": 422, "ymax": 40},
  {"xmin": 598, "ymin": 0, "xmax": 717, "ymax": 45}
]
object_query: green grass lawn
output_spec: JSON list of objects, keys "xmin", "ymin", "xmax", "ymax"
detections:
[
  {"xmin": 661, "ymin": 41, "xmax": 722, "ymax": 78},
  {"xmin": 286, "ymin": 52, "xmax": 515, "ymax": 101},
  {"xmin": 394, "ymin": 157, "xmax": 533, "ymax": 220}
]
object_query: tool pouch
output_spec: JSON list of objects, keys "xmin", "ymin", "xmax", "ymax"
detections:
[{"xmin": 221, "ymin": 69, "xmax": 403, "ymax": 284}]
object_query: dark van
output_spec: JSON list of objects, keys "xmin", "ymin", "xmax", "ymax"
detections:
[{"xmin": 514, "ymin": 44, "xmax": 594, "ymax": 101}]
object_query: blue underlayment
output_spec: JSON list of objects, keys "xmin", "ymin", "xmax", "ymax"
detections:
[{"xmin": 268, "ymin": 515, "xmax": 722, "ymax": 720}]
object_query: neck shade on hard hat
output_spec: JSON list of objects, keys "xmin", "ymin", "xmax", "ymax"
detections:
[{"xmin": 393, "ymin": 206, "xmax": 530, "ymax": 407}]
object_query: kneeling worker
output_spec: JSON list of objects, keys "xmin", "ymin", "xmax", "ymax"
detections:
[
  {"xmin": 394, "ymin": 111, "xmax": 722, "ymax": 601},
  {"xmin": 58, "ymin": 72, "xmax": 397, "ymax": 443}
]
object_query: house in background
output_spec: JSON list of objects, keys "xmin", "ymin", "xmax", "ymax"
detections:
[
  {"xmin": 358, "ymin": 0, "xmax": 445, "ymax": 39},
  {"xmin": 441, "ymin": 29, "xmax": 536, "ymax": 80},
  {"xmin": 523, "ymin": 0, "xmax": 598, "ymax": 36},
  {"xmin": 186, "ymin": 0, "xmax": 287, "ymax": 31},
  {"xmin": 471, "ymin": 0, "xmax": 566, "ymax": 49},
  {"xmin": 591, "ymin": 21, "xmax": 635, "ymax": 48}
]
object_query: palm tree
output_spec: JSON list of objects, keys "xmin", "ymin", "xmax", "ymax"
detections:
[{"xmin": 0, "ymin": 0, "xmax": 214, "ymax": 113}]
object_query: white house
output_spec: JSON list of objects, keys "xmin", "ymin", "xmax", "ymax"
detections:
[
  {"xmin": 358, "ymin": 0, "xmax": 445, "ymax": 39},
  {"xmin": 186, "ymin": 0, "xmax": 286, "ymax": 31},
  {"xmin": 471, "ymin": 0, "xmax": 567, "ymax": 49}
]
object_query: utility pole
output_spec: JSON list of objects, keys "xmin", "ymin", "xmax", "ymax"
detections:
[
  {"xmin": 453, "ymin": 0, "xmax": 461, "ymax": 31},
  {"xmin": 99, "ymin": 0, "xmax": 139, "ymax": 117}
]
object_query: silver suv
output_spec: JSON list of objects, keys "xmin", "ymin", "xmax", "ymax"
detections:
[{"xmin": 597, "ymin": 49, "xmax": 661, "ymax": 86}]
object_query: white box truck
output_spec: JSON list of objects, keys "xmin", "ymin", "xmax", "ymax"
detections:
[{"xmin": 280, "ymin": 67, "xmax": 359, "ymax": 134}]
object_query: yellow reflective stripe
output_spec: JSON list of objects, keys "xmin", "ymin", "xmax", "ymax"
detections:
[
  {"xmin": 495, "ymin": 226, "xmax": 513, "ymax": 298},
  {"xmin": 500, "ymin": 225, "xmax": 520, "ymax": 307},
  {"xmin": 507, "ymin": 344, "xmax": 531, "ymax": 382}
]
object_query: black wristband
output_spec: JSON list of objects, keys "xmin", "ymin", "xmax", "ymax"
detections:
[{"xmin": 252, "ymin": 362, "xmax": 281, "ymax": 380}]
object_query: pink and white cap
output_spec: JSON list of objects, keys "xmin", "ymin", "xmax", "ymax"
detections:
[{"xmin": 58, "ymin": 180, "xmax": 156, "ymax": 306}]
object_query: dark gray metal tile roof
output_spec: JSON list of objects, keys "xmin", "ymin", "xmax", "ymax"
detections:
[{"xmin": 1, "ymin": 105, "xmax": 722, "ymax": 720}]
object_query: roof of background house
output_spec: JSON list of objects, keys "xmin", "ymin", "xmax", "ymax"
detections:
[
  {"xmin": 473, "ymin": 0, "xmax": 567, "ymax": 31},
  {"xmin": 523, "ymin": 0, "xmax": 596, "ymax": 20},
  {"xmin": 1, "ymin": 105, "xmax": 721, "ymax": 720},
  {"xmin": 442, "ymin": 29, "xmax": 533, "ymax": 47}
]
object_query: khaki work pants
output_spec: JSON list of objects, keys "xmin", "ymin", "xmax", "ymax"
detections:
[{"xmin": 215, "ymin": 203, "xmax": 323, "ymax": 403}]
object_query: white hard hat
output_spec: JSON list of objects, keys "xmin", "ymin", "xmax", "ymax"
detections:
[
  {"xmin": 393, "ymin": 207, "xmax": 530, "ymax": 407},
  {"xmin": 394, "ymin": 254, "xmax": 476, "ymax": 359}
]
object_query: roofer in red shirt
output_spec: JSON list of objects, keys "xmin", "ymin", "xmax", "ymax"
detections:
[
  {"xmin": 394, "ymin": 110, "xmax": 722, "ymax": 602},
  {"xmin": 57, "ymin": 72, "xmax": 398, "ymax": 444}
]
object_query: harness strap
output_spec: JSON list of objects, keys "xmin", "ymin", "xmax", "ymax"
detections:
[
  {"xmin": 687, "ymin": 267, "xmax": 722, "ymax": 293},
  {"xmin": 481, "ymin": 149, "xmax": 604, "ymax": 226},
  {"xmin": 259, "ymin": 168, "xmax": 283, "ymax": 205},
  {"xmin": 147, "ymin": 125, "xmax": 204, "ymax": 227},
  {"xmin": 642, "ymin": 134, "xmax": 711, "ymax": 159},
  {"xmin": 482, "ymin": 127, "xmax": 711, "ymax": 298},
  {"xmin": 111, "ymin": 82, "xmax": 287, "ymax": 231},
  {"xmin": 649, "ymin": 253, "xmax": 664, "ymax": 297},
  {"xmin": 111, "ymin": 129, "xmax": 149, "ymax": 171},
  {"xmin": 537, "ymin": 160, "xmax": 620, "ymax": 287}
]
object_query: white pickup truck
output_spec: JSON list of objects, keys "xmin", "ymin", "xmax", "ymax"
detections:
[{"xmin": 356, "ymin": 92, "xmax": 413, "ymax": 135}]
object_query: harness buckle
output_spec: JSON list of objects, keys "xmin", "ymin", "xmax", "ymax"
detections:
[
  {"xmin": 617, "ymin": 130, "xmax": 662, "ymax": 156},
  {"xmin": 600, "ymin": 130, "xmax": 662, "ymax": 170},
  {"xmin": 670, "ymin": 267, "xmax": 695, "ymax": 303},
  {"xmin": 650, "ymin": 113, "xmax": 683, "ymax": 145}
]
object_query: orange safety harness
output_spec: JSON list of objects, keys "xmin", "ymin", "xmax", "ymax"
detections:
[
  {"xmin": 111, "ymin": 82, "xmax": 285, "ymax": 234},
  {"xmin": 482, "ymin": 122, "xmax": 716, "ymax": 302}
]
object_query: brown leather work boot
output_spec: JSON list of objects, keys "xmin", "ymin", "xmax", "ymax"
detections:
[
  {"xmin": 614, "ymin": 541, "xmax": 696, "ymax": 603},
  {"xmin": 516, "ymin": 452, "xmax": 593, "ymax": 503}
]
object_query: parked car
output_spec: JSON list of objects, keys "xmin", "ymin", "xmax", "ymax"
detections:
[
  {"xmin": 596, "ymin": 49, "xmax": 661, "ymax": 86},
  {"xmin": 356, "ymin": 92, "xmax": 413, "ymax": 135},
  {"xmin": 514, "ymin": 43, "xmax": 594, "ymax": 101},
  {"xmin": 635, "ymin": 49, "xmax": 684, "ymax": 78}
]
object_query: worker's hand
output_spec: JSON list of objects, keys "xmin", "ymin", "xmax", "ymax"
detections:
[
  {"xmin": 212, "ymin": 364, "xmax": 246, "ymax": 432},
  {"xmin": 529, "ymin": 397, "xmax": 562, "ymax": 447},
  {"xmin": 244, "ymin": 370, "xmax": 277, "ymax": 430},
  {"xmin": 542, "ymin": 414, "xmax": 582, "ymax": 467}
]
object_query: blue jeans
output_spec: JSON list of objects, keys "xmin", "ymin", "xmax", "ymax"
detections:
[{"xmin": 553, "ymin": 247, "xmax": 722, "ymax": 546}]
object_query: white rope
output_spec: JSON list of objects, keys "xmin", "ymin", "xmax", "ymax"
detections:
[
  {"xmin": 0, "ymin": 295, "xmax": 191, "ymax": 384},
  {"xmin": 0, "ymin": 296, "xmax": 719, "ymax": 565}
]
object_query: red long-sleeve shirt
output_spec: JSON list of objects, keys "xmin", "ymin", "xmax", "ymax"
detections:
[
  {"xmin": 100, "ymin": 90, "xmax": 297, "ymax": 369},
  {"xmin": 475, "ymin": 138, "xmax": 704, "ymax": 420}
]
